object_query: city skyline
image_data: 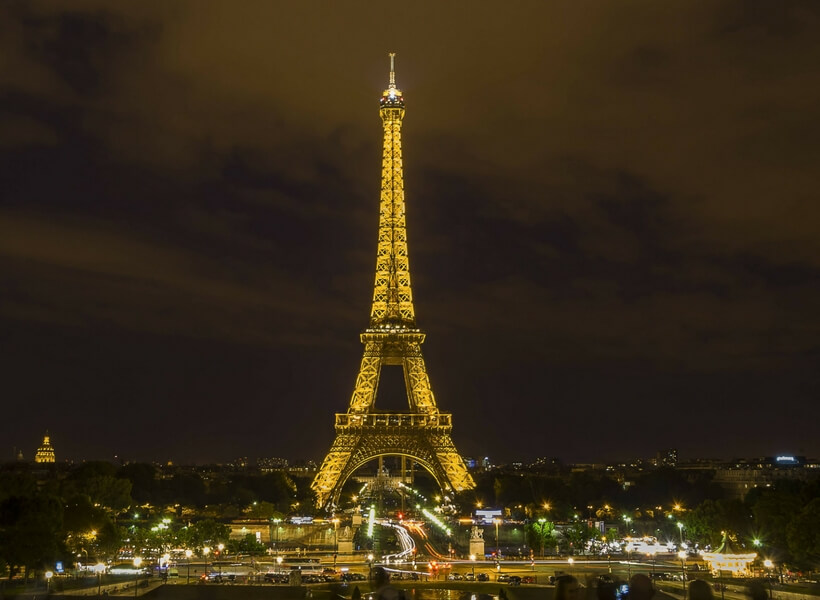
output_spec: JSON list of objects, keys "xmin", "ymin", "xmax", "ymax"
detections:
[
  {"xmin": 2, "ymin": 2, "xmax": 818, "ymax": 464},
  {"xmin": 6, "ymin": 431, "xmax": 816, "ymax": 468}
]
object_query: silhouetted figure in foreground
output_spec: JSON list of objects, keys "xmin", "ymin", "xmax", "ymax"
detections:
[
  {"xmin": 628, "ymin": 574, "xmax": 654, "ymax": 600},
  {"xmin": 372, "ymin": 567, "xmax": 402, "ymax": 600},
  {"xmin": 688, "ymin": 580, "xmax": 715, "ymax": 600},
  {"xmin": 597, "ymin": 580, "xmax": 618, "ymax": 600},
  {"xmin": 556, "ymin": 575, "xmax": 582, "ymax": 600},
  {"xmin": 747, "ymin": 581, "xmax": 768, "ymax": 600}
]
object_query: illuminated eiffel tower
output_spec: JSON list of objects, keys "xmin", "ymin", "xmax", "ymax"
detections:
[{"xmin": 311, "ymin": 55, "xmax": 475, "ymax": 509}]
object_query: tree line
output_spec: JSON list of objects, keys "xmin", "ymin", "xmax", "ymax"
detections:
[{"xmin": 1, "ymin": 461, "xmax": 819, "ymax": 578}]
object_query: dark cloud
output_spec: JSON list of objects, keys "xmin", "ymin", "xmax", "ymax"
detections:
[{"xmin": 0, "ymin": 0, "xmax": 818, "ymax": 464}]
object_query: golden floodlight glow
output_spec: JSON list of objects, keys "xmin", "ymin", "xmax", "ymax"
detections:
[{"xmin": 310, "ymin": 54, "xmax": 475, "ymax": 508}]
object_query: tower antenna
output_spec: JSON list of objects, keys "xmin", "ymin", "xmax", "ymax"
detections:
[{"xmin": 389, "ymin": 52, "xmax": 396, "ymax": 88}]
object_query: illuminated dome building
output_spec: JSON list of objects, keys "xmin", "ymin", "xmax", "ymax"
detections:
[{"xmin": 34, "ymin": 432, "xmax": 56, "ymax": 463}]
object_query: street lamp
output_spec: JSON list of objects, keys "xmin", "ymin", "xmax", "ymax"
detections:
[
  {"xmin": 217, "ymin": 544, "xmax": 224, "ymax": 579},
  {"xmin": 568, "ymin": 557, "xmax": 574, "ymax": 576},
  {"xmin": 678, "ymin": 551, "xmax": 687, "ymax": 595},
  {"xmin": 627, "ymin": 545, "xmax": 632, "ymax": 581},
  {"xmin": 764, "ymin": 559, "xmax": 774, "ymax": 599},
  {"xmin": 94, "ymin": 563, "xmax": 106, "ymax": 595},
  {"xmin": 273, "ymin": 518, "xmax": 282, "ymax": 547},
  {"xmin": 367, "ymin": 553, "xmax": 374, "ymax": 582},
  {"xmin": 470, "ymin": 554, "xmax": 476, "ymax": 579},
  {"xmin": 332, "ymin": 518, "xmax": 340, "ymax": 566},
  {"xmin": 677, "ymin": 522, "xmax": 684, "ymax": 547},
  {"xmin": 133, "ymin": 557, "xmax": 142, "ymax": 598},
  {"xmin": 161, "ymin": 554, "xmax": 170, "ymax": 582},
  {"xmin": 185, "ymin": 549, "xmax": 192, "ymax": 584},
  {"xmin": 494, "ymin": 518, "xmax": 501, "ymax": 562},
  {"xmin": 276, "ymin": 556, "xmax": 283, "ymax": 574},
  {"xmin": 202, "ymin": 547, "xmax": 210, "ymax": 582},
  {"xmin": 45, "ymin": 571, "xmax": 53, "ymax": 593}
]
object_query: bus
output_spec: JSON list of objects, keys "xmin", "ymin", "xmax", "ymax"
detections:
[
  {"xmin": 277, "ymin": 557, "xmax": 323, "ymax": 576},
  {"xmin": 203, "ymin": 561, "xmax": 255, "ymax": 583}
]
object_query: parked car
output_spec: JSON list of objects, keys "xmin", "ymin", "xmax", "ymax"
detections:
[
  {"xmin": 477, "ymin": 573, "xmax": 490, "ymax": 582},
  {"xmin": 508, "ymin": 576, "xmax": 522, "ymax": 586},
  {"xmin": 522, "ymin": 576, "xmax": 536, "ymax": 584},
  {"xmin": 498, "ymin": 574, "xmax": 511, "ymax": 582}
]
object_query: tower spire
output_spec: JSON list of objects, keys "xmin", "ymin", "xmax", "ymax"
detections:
[{"xmin": 389, "ymin": 52, "xmax": 396, "ymax": 88}]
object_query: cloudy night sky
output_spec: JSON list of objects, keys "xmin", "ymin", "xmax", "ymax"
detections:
[{"xmin": 1, "ymin": 1, "xmax": 818, "ymax": 465}]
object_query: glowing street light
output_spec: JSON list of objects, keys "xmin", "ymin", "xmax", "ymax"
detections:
[
  {"xmin": 470, "ymin": 554, "xmax": 476, "ymax": 578},
  {"xmin": 332, "ymin": 517, "xmax": 341, "ymax": 565},
  {"xmin": 185, "ymin": 549, "xmax": 192, "ymax": 584},
  {"xmin": 202, "ymin": 547, "xmax": 210, "ymax": 581},
  {"xmin": 133, "ymin": 557, "xmax": 142, "ymax": 598},
  {"xmin": 367, "ymin": 553, "xmax": 374, "ymax": 581},
  {"xmin": 45, "ymin": 571, "xmax": 53, "ymax": 593},
  {"xmin": 677, "ymin": 522, "xmax": 684, "ymax": 546},
  {"xmin": 568, "ymin": 557, "xmax": 574, "ymax": 576},
  {"xmin": 494, "ymin": 518, "xmax": 501, "ymax": 562},
  {"xmin": 678, "ymin": 550, "xmax": 687, "ymax": 595},
  {"xmin": 94, "ymin": 563, "xmax": 106, "ymax": 595}
]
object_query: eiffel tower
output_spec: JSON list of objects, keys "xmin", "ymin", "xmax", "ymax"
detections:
[{"xmin": 311, "ymin": 54, "xmax": 475, "ymax": 509}]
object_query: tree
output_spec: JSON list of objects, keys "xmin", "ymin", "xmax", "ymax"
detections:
[
  {"xmin": 63, "ymin": 494, "xmax": 123, "ymax": 561},
  {"xmin": 527, "ymin": 520, "xmax": 556, "ymax": 556},
  {"xmin": 188, "ymin": 519, "xmax": 231, "ymax": 547},
  {"xmin": 562, "ymin": 522, "xmax": 599, "ymax": 555},
  {"xmin": 116, "ymin": 463, "xmax": 158, "ymax": 504},
  {"xmin": 228, "ymin": 533, "xmax": 266, "ymax": 557},
  {"xmin": 683, "ymin": 498, "xmax": 749, "ymax": 547},
  {"xmin": 786, "ymin": 498, "xmax": 820, "ymax": 569},
  {"xmin": 749, "ymin": 484, "xmax": 805, "ymax": 562},
  {"xmin": 0, "ymin": 495, "xmax": 64, "ymax": 582},
  {"xmin": 246, "ymin": 501, "xmax": 283, "ymax": 521}
]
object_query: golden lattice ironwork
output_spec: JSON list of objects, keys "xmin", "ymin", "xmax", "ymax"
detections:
[{"xmin": 311, "ymin": 54, "xmax": 475, "ymax": 508}]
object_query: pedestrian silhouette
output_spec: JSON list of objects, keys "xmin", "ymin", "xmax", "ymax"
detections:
[
  {"xmin": 556, "ymin": 575, "xmax": 581, "ymax": 600},
  {"xmin": 688, "ymin": 580, "xmax": 715, "ymax": 600},
  {"xmin": 628, "ymin": 574, "xmax": 654, "ymax": 600}
]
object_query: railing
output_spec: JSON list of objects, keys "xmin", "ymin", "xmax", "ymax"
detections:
[{"xmin": 335, "ymin": 413, "xmax": 452, "ymax": 429}]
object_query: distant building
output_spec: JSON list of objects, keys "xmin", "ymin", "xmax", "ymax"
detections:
[
  {"xmin": 655, "ymin": 448, "xmax": 678, "ymax": 467},
  {"xmin": 258, "ymin": 457, "xmax": 289, "ymax": 471},
  {"xmin": 230, "ymin": 457, "xmax": 249, "ymax": 469},
  {"xmin": 475, "ymin": 508, "xmax": 503, "ymax": 524},
  {"xmin": 35, "ymin": 433, "xmax": 56, "ymax": 463}
]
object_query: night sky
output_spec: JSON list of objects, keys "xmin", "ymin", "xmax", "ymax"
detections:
[{"xmin": 2, "ymin": 1, "xmax": 818, "ymax": 465}]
